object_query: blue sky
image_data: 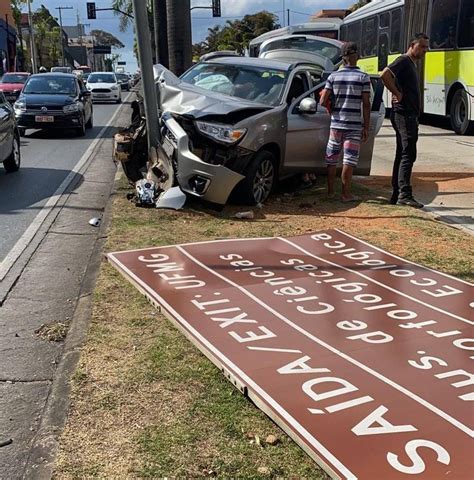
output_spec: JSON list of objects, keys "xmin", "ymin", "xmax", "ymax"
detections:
[{"xmin": 27, "ymin": 0, "xmax": 353, "ymax": 72}]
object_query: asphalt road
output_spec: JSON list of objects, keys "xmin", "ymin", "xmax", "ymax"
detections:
[{"xmin": 0, "ymin": 99, "xmax": 125, "ymax": 265}]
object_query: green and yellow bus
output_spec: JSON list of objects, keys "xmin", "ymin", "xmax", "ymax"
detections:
[{"xmin": 340, "ymin": 0, "xmax": 474, "ymax": 134}]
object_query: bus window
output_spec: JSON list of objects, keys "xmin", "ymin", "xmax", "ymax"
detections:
[
  {"xmin": 340, "ymin": 24, "xmax": 348, "ymax": 42},
  {"xmin": 379, "ymin": 12, "xmax": 390, "ymax": 29},
  {"xmin": 347, "ymin": 21, "xmax": 362, "ymax": 50},
  {"xmin": 458, "ymin": 0, "xmax": 474, "ymax": 47},
  {"xmin": 390, "ymin": 8, "xmax": 402, "ymax": 53},
  {"xmin": 362, "ymin": 17, "xmax": 378, "ymax": 57},
  {"xmin": 430, "ymin": 0, "xmax": 459, "ymax": 50},
  {"xmin": 378, "ymin": 33, "xmax": 390, "ymax": 70}
]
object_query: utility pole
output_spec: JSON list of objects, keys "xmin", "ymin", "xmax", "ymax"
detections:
[
  {"xmin": 282, "ymin": 0, "xmax": 285, "ymax": 26},
  {"xmin": 56, "ymin": 6, "xmax": 73, "ymax": 67},
  {"xmin": 287, "ymin": 8, "xmax": 290, "ymax": 26},
  {"xmin": 27, "ymin": 0, "xmax": 37, "ymax": 73},
  {"xmin": 131, "ymin": 0, "xmax": 160, "ymax": 149}
]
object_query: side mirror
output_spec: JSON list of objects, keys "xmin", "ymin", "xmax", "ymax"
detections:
[{"xmin": 298, "ymin": 97, "xmax": 317, "ymax": 114}]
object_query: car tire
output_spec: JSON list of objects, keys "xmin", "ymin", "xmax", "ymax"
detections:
[
  {"xmin": 116, "ymin": 96, "xmax": 122, "ymax": 104},
  {"xmin": 76, "ymin": 115, "xmax": 86, "ymax": 137},
  {"xmin": 3, "ymin": 135, "xmax": 21, "ymax": 173},
  {"xmin": 235, "ymin": 150, "xmax": 276, "ymax": 205},
  {"xmin": 450, "ymin": 88, "xmax": 473, "ymax": 135},
  {"xmin": 86, "ymin": 109, "xmax": 93, "ymax": 129},
  {"xmin": 18, "ymin": 127, "xmax": 26, "ymax": 137}
]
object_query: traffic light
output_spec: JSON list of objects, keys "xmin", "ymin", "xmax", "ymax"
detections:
[
  {"xmin": 212, "ymin": 0, "xmax": 221, "ymax": 17},
  {"xmin": 87, "ymin": 2, "xmax": 96, "ymax": 20}
]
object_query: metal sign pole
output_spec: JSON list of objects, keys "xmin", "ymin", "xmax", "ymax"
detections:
[{"xmin": 131, "ymin": 0, "xmax": 160, "ymax": 148}]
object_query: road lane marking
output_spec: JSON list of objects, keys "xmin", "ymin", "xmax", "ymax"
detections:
[{"xmin": 0, "ymin": 93, "xmax": 132, "ymax": 282}]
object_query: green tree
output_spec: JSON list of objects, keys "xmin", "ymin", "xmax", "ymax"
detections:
[
  {"xmin": 11, "ymin": 0, "xmax": 27, "ymax": 69},
  {"xmin": 196, "ymin": 11, "xmax": 279, "ymax": 55},
  {"xmin": 90, "ymin": 30, "xmax": 125, "ymax": 48},
  {"xmin": 48, "ymin": 27, "xmax": 61, "ymax": 66}
]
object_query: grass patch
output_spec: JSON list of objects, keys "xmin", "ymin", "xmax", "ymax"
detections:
[{"xmin": 54, "ymin": 174, "xmax": 473, "ymax": 478}]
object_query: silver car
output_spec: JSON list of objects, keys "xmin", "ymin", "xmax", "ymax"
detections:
[{"xmin": 154, "ymin": 54, "xmax": 384, "ymax": 205}]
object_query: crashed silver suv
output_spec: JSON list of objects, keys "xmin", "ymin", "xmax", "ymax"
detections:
[{"xmin": 155, "ymin": 54, "xmax": 384, "ymax": 205}]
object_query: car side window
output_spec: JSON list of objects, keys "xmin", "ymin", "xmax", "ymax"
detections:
[{"xmin": 286, "ymin": 72, "xmax": 310, "ymax": 105}]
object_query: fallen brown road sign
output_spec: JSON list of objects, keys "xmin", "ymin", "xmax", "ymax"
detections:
[{"xmin": 108, "ymin": 230, "xmax": 474, "ymax": 479}]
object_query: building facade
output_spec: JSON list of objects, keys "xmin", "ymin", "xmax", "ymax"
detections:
[{"xmin": 0, "ymin": 0, "xmax": 18, "ymax": 73}]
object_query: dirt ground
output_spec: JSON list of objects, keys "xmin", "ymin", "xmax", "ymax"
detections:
[{"xmin": 53, "ymin": 176, "xmax": 473, "ymax": 478}]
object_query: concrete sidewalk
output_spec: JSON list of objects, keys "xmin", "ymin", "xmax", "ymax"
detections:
[
  {"xmin": 0, "ymin": 101, "xmax": 131, "ymax": 479},
  {"xmin": 360, "ymin": 118, "xmax": 474, "ymax": 234}
]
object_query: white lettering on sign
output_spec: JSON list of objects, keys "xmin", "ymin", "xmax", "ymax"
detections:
[
  {"xmin": 387, "ymin": 439, "xmax": 450, "ymax": 474},
  {"xmin": 352, "ymin": 406, "xmax": 417, "ymax": 436}
]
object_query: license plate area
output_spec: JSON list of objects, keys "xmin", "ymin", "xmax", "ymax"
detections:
[{"xmin": 35, "ymin": 115, "xmax": 54, "ymax": 123}]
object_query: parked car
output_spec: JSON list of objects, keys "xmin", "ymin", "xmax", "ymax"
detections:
[
  {"xmin": 116, "ymin": 73, "xmax": 131, "ymax": 91},
  {"xmin": 86, "ymin": 72, "xmax": 121, "ymax": 103},
  {"xmin": 152, "ymin": 54, "xmax": 384, "ymax": 205},
  {"xmin": 0, "ymin": 72, "xmax": 30, "ymax": 103},
  {"xmin": 14, "ymin": 73, "xmax": 93, "ymax": 137},
  {"xmin": 0, "ymin": 92, "xmax": 21, "ymax": 173},
  {"xmin": 51, "ymin": 66, "xmax": 72, "ymax": 74}
]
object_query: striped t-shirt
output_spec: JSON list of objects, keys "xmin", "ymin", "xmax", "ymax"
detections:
[{"xmin": 324, "ymin": 66, "xmax": 371, "ymax": 131}]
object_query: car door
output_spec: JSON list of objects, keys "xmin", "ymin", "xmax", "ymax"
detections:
[
  {"xmin": 285, "ymin": 74, "xmax": 385, "ymax": 175},
  {"xmin": 78, "ymin": 79, "xmax": 91, "ymax": 122},
  {"xmin": 357, "ymin": 76, "xmax": 385, "ymax": 175},
  {"xmin": 0, "ymin": 91, "xmax": 14, "ymax": 162},
  {"xmin": 284, "ymin": 69, "xmax": 330, "ymax": 171}
]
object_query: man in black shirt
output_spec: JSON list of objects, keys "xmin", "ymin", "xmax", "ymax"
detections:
[{"xmin": 381, "ymin": 33, "xmax": 429, "ymax": 208}]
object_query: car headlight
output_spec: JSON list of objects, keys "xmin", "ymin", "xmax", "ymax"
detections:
[
  {"xmin": 195, "ymin": 121, "xmax": 247, "ymax": 144},
  {"xmin": 63, "ymin": 103, "xmax": 80, "ymax": 113},
  {"xmin": 14, "ymin": 101, "xmax": 26, "ymax": 113},
  {"xmin": 111, "ymin": 85, "xmax": 118, "ymax": 90},
  {"xmin": 86, "ymin": 85, "xmax": 92, "ymax": 91}
]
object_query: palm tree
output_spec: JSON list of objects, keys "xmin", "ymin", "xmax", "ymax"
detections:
[
  {"xmin": 166, "ymin": 0, "xmax": 192, "ymax": 75},
  {"xmin": 153, "ymin": 0, "xmax": 169, "ymax": 68}
]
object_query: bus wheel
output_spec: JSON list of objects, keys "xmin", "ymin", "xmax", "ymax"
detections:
[{"xmin": 450, "ymin": 89, "xmax": 472, "ymax": 135}]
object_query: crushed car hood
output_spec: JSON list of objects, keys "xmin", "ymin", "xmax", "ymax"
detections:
[{"xmin": 153, "ymin": 64, "xmax": 270, "ymax": 119}]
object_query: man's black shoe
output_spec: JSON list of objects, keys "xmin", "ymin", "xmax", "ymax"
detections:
[
  {"xmin": 397, "ymin": 197, "xmax": 424, "ymax": 209},
  {"xmin": 389, "ymin": 192, "xmax": 399, "ymax": 205}
]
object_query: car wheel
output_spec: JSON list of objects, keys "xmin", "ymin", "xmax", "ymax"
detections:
[
  {"xmin": 116, "ymin": 95, "xmax": 122, "ymax": 104},
  {"xmin": 450, "ymin": 88, "xmax": 473, "ymax": 135},
  {"xmin": 235, "ymin": 150, "xmax": 276, "ymax": 205},
  {"xmin": 3, "ymin": 135, "xmax": 21, "ymax": 173},
  {"xmin": 86, "ymin": 109, "xmax": 93, "ymax": 129},
  {"xmin": 76, "ymin": 115, "xmax": 86, "ymax": 136},
  {"xmin": 18, "ymin": 127, "xmax": 26, "ymax": 137}
]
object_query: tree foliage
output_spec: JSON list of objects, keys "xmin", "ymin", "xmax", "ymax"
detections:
[
  {"xmin": 90, "ymin": 30, "xmax": 125, "ymax": 48},
  {"xmin": 194, "ymin": 11, "xmax": 279, "ymax": 56}
]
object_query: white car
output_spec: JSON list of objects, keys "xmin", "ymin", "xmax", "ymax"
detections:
[{"xmin": 86, "ymin": 72, "xmax": 121, "ymax": 103}]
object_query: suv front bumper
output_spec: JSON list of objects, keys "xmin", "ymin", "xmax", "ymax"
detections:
[{"xmin": 161, "ymin": 114, "xmax": 244, "ymax": 205}]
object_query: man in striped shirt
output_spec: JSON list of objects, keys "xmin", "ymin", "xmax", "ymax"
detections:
[{"xmin": 320, "ymin": 42, "xmax": 371, "ymax": 202}]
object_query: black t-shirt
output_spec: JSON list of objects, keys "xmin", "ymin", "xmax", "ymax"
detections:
[{"xmin": 388, "ymin": 54, "xmax": 421, "ymax": 116}]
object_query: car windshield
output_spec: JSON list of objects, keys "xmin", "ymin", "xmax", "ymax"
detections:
[
  {"xmin": 1, "ymin": 74, "xmax": 28, "ymax": 84},
  {"xmin": 180, "ymin": 63, "xmax": 288, "ymax": 106},
  {"xmin": 23, "ymin": 76, "xmax": 77, "ymax": 95},
  {"xmin": 88, "ymin": 74, "xmax": 116, "ymax": 84},
  {"xmin": 116, "ymin": 74, "xmax": 128, "ymax": 81},
  {"xmin": 260, "ymin": 37, "xmax": 341, "ymax": 64}
]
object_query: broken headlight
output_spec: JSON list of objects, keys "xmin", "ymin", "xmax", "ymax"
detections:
[{"xmin": 195, "ymin": 120, "xmax": 246, "ymax": 145}]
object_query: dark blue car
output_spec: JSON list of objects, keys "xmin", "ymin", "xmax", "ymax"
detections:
[{"xmin": 14, "ymin": 73, "xmax": 93, "ymax": 137}]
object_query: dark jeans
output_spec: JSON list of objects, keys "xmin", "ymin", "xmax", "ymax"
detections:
[{"xmin": 390, "ymin": 111, "xmax": 419, "ymax": 199}]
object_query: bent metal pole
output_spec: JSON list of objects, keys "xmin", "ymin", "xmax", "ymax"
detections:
[{"xmin": 132, "ymin": 0, "xmax": 160, "ymax": 148}]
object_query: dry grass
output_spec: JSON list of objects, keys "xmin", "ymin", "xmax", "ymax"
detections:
[{"xmin": 54, "ymin": 176, "xmax": 473, "ymax": 479}]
